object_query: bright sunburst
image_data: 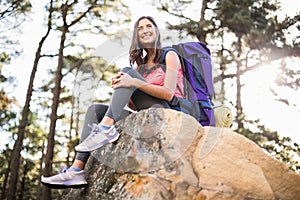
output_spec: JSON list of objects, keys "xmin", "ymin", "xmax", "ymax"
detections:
[{"xmin": 243, "ymin": 60, "xmax": 300, "ymax": 143}]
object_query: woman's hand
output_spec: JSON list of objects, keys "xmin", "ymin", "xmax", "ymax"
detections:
[{"xmin": 111, "ymin": 72, "xmax": 135, "ymax": 89}]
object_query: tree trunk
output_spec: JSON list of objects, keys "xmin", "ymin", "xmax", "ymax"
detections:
[
  {"xmin": 6, "ymin": 3, "xmax": 53, "ymax": 197},
  {"xmin": 197, "ymin": 0, "xmax": 208, "ymax": 42},
  {"xmin": 66, "ymin": 96, "xmax": 75, "ymax": 167},
  {"xmin": 36, "ymin": 141, "xmax": 45, "ymax": 200},
  {"xmin": 235, "ymin": 36, "xmax": 244, "ymax": 131},
  {"xmin": 40, "ymin": 1, "xmax": 99, "ymax": 198},
  {"xmin": 41, "ymin": 6, "xmax": 68, "ymax": 198},
  {"xmin": 236, "ymin": 60, "xmax": 243, "ymax": 130},
  {"xmin": 218, "ymin": 34, "xmax": 227, "ymax": 104},
  {"xmin": 18, "ymin": 160, "xmax": 27, "ymax": 200}
]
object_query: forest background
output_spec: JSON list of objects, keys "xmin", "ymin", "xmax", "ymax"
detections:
[{"xmin": 0, "ymin": 0, "xmax": 299, "ymax": 199}]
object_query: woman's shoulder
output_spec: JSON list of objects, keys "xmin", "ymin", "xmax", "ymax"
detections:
[
  {"xmin": 161, "ymin": 47, "xmax": 179, "ymax": 62},
  {"xmin": 161, "ymin": 47, "xmax": 178, "ymax": 57},
  {"xmin": 164, "ymin": 50, "xmax": 180, "ymax": 68},
  {"xmin": 165, "ymin": 50, "xmax": 178, "ymax": 57}
]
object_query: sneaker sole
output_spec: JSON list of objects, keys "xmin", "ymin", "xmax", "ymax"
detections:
[
  {"xmin": 108, "ymin": 132, "xmax": 120, "ymax": 143},
  {"xmin": 41, "ymin": 181, "xmax": 88, "ymax": 189}
]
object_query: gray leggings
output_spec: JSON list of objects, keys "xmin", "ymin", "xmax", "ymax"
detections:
[{"xmin": 75, "ymin": 67, "xmax": 170, "ymax": 162}]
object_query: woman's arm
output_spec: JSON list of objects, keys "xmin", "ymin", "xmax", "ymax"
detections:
[
  {"xmin": 135, "ymin": 51, "xmax": 180, "ymax": 101},
  {"xmin": 112, "ymin": 51, "xmax": 180, "ymax": 101}
]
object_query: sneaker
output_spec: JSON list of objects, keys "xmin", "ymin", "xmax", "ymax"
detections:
[
  {"xmin": 41, "ymin": 168, "xmax": 88, "ymax": 189},
  {"xmin": 75, "ymin": 124, "xmax": 120, "ymax": 152}
]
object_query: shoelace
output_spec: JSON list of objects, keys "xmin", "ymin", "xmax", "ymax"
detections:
[
  {"xmin": 88, "ymin": 123, "xmax": 100, "ymax": 133},
  {"xmin": 86, "ymin": 124, "xmax": 103, "ymax": 141},
  {"xmin": 59, "ymin": 166, "xmax": 69, "ymax": 174}
]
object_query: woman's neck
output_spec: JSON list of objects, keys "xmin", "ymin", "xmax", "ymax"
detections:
[
  {"xmin": 144, "ymin": 48, "xmax": 156, "ymax": 68},
  {"xmin": 144, "ymin": 62, "xmax": 155, "ymax": 69}
]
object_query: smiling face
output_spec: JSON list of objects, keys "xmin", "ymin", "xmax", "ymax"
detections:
[
  {"xmin": 129, "ymin": 16, "xmax": 162, "ymax": 66},
  {"xmin": 137, "ymin": 18, "xmax": 157, "ymax": 48}
]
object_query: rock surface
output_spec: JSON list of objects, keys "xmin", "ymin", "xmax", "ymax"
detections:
[{"xmin": 62, "ymin": 108, "xmax": 300, "ymax": 200}]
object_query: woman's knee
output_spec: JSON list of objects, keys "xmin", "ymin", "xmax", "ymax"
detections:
[
  {"xmin": 85, "ymin": 104, "xmax": 107, "ymax": 120},
  {"xmin": 85, "ymin": 104, "xmax": 96, "ymax": 116},
  {"xmin": 121, "ymin": 67, "xmax": 144, "ymax": 80}
]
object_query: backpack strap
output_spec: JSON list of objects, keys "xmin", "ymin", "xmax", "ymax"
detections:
[{"xmin": 159, "ymin": 47, "xmax": 177, "ymax": 66}]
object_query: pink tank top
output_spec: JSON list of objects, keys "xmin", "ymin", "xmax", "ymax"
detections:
[{"xmin": 142, "ymin": 66, "xmax": 184, "ymax": 98}]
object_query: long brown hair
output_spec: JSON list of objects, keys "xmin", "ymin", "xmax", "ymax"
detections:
[{"xmin": 129, "ymin": 16, "xmax": 163, "ymax": 69}]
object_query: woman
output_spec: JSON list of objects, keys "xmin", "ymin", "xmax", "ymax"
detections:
[{"xmin": 41, "ymin": 16, "xmax": 184, "ymax": 189}]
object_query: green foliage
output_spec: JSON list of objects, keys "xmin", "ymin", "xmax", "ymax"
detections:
[
  {"xmin": 0, "ymin": 89, "xmax": 17, "ymax": 128},
  {"xmin": 0, "ymin": 148, "xmax": 12, "ymax": 189},
  {"xmin": 0, "ymin": 52, "xmax": 11, "ymax": 64},
  {"xmin": 0, "ymin": 0, "xmax": 32, "ymax": 60},
  {"xmin": 263, "ymin": 137, "xmax": 300, "ymax": 172},
  {"xmin": 236, "ymin": 121, "xmax": 300, "ymax": 173},
  {"xmin": 0, "ymin": 71, "xmax": 17, "ymax": 131},
  {"xmin": 216, "ymin": 0, "xmax": 279, "ymax": 36},
  {"xmin": 0, "ymin": 108, "xmax": 48, "ymax": 199},
  {"xmin": 217, "ymin": 0, "xmax": 254, "ymax": 35},
  {"xmin": 0, "ymin": 0, "xmax": 32, "ymax": 21},
  {"xmin": 17, "ymin": 159, "xmax": 39, "ymax": 200},
  {"xmin": 275, "ymin": 62, "xmax": 300, "ymax": 91}
]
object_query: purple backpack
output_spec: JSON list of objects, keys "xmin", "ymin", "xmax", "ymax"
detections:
[{"xmin": 160, "ymin": 42, "xmax": 215, "ymax": 126}]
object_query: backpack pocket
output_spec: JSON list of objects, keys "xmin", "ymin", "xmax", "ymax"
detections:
[
  {"xmin": 168, "ymin": 97, "xmax": 215, "ymax": 126},
  {"xmin": 193, "ymin": 100, "xmax": 215, "ymax": 126},
  {"xmin": 168, "ymin": 97, "xmax": 193, "ymax": 115}
]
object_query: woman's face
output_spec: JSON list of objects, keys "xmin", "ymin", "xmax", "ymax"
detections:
[{"xmin": 137, "ymin": 18, "xmax": 157, "ymax": 48}]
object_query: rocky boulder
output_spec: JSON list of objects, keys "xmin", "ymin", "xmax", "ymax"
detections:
[{"xmin": 62, "ymin": 108, "xmax": 300, "ymax": 200}]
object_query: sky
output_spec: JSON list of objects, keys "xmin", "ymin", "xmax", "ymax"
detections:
[{"xmin": 2, "ymin": 0, "xmax": 300, "ymax": 145}]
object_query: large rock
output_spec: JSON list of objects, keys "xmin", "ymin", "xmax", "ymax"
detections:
[{"xmin": 62, "ymin": 108, "xmax": 300, "ymax": 200}]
